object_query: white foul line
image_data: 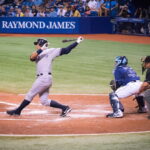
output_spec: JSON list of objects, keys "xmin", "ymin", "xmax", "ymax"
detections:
[
  {"xmin": 0, "ymin": 101, "xmax": 17, "ymax": 106},
  {"xmin": 19, "ymin": 93, "xmax": 108, "ymax": 96},
  {"xmin": 0, "ymin": 131, "xmax": 150, "ymax": 137},
  {"xmin": 0, "ymin": 101, "xmax": 41, "ymax": 106}
]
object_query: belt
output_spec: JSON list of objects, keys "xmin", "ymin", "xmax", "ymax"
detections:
[{"xmin": 37, "ymin": 72, "xmax": 51, "ymax": 76}]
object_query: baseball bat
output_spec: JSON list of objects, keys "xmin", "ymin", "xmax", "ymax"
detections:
[{"xmin": 62, "ymin": 39, "xmax": 76, "ymax": 43}]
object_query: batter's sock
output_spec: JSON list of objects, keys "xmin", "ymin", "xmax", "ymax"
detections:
[
  {"xmin": 16, "ymin": 99, "xmax": 30, "ymax": 113},
  {"xmin": 50, "ymin": 100, "xmax": 66, "ymax": 110}
]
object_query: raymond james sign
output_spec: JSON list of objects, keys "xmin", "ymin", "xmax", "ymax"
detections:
[
  {"xmin": 2, "ymin": 21, "xmax": 76, "ymax": 29},
  {"xmin": 0, "ymin": 17, "xmax": 112, "ymax": 34},
  {"xmin": 0, "ymin": 17, "xmax": 79, "ymax": 33}
]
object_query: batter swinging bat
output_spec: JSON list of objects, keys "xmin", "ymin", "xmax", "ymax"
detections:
[{"xmin": 62, "ymin": 39, "xmax": 77, "ymax": 43}]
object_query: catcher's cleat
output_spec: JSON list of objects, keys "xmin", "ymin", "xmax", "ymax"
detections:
[
  {"xmin": 60, "ymin": 106, "xmax": 72, "ymax": 117},
  {"xmin": 137, "ymin": 107, "xmax": 147, "ymax": 113},
  {"xmin": 6, "ymin": 109, "xmax": 20, "ymax": 116},
  {"xmin": 147, "ymin": 116, "xmax": 150, "ymax": 120},
  {"xmin": 106, "ymin": 110, "xmax": 123, "ymax": 118}
]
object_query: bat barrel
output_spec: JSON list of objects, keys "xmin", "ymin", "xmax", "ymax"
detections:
[{"xmin": 62, "ymin": 39, "xmax": 77, "ymax": 43}]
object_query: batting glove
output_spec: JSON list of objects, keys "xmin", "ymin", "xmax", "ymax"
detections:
[{"xmin": 76, "ymin": 36, "xmax": 84, "ymax": 43}]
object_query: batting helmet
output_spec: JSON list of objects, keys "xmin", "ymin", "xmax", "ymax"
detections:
[
  {"xmin": 34, "ymin": 38, "xmax": 48, "ymax": 47},
  {"xmin": 115, "ymin": 56, "xmax": 128, "ymax": 67}
]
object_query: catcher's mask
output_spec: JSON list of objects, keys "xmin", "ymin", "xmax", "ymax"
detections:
[
  {"xmin": 34, "ymin": 38, "xmax": 48, "ymax": 47},
  {"xmin": 141, "ymin": 56, "xmax": 150, "ymax": 74},
  {"xmin": 115, "ymin": 56, "xmax": 128, "ymax": 67}
]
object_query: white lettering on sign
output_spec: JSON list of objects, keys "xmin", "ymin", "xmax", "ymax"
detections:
[
  {"xmin": 2, "ymin": 21, "xmax": 76, "ymax": 29},
  {"xmin": 47, "ymin": 21, "xmax": 76, "ymax": 29}
]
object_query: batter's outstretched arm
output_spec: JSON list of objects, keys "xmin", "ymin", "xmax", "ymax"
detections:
[
  {"xmin": 60, "ymin": 42, "xmax": 78, "ymax": 55},
  {"xmin": 60, "ymin": 36, "xmax": 84, "ymax": 55}
]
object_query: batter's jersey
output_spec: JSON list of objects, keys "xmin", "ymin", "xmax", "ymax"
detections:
[
  {"xmin": 114, "ymin": 65, "xmax": 140, "ymax": 87},
  {"xmin": 35, "ymin": 48, "xmax": 61, "ymax": 75}
]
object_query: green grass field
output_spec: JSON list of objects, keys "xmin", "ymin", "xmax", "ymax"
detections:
[
  {"xmin": 0, "ymin": 132, "xmax": 150, "ymax": 150},
  {"xmin": 0, "ymin": 36, "xmax": 149, "ymax": 94},
  {"xmin": 0, "ymin": 36, "xmax": 150, "ymax": 149}
]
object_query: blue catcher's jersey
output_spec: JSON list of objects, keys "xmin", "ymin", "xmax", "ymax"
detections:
[{"xmin": 114, "ymin": 65, "xmax": 140, "ymax": 87}]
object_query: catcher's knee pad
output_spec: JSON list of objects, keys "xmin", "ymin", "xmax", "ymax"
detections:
[{"xmin": 109, "ymin": 92, "xmax": 119, "ymax": 101}]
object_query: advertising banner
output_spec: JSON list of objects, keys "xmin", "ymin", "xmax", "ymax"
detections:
[{"xmin": 0, "ymin": 17, "xmax": 112, "ymax": 34}]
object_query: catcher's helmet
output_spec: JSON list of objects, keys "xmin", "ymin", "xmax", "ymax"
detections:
[
  {"xmin": 115, "ymin": 56, "xmax": 128, "ymax": 66},
  {"xmin": 34, "ymin": 38, "xmax": 48, "ymax": 47}
]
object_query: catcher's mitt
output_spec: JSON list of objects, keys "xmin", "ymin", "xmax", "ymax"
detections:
[{"xmin": 109, "ymin": 80, "xmax": 117, "ymax": 91}]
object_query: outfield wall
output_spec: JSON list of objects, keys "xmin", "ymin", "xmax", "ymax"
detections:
[{"xmin": 0, "ymin": 17, "xmax": 113, "ymax": 34}]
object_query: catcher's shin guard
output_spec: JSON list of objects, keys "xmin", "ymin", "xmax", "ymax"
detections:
[
  {"xmin": 107, "ymin": 92, "xmax": 124, "ymax": 118},
  {"xmin": 109, "ymin": 92, "xmax": 119, "ymax": 112},
  {"xmin": 109, "ymin": 92, "xmax": 124, "ymax": 113}
]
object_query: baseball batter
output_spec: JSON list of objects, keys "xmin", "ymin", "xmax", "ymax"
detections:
[
  {"xmin": 7, "ymin": 36, "xmax": 84, "ymax": 117},
  {"xmin": 106, "ymin": 56, "xmax": 144, "ymax": 118}
]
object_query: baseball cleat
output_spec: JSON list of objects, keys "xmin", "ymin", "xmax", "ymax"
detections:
[
  {"xmin": 106, "ymin": 110, "xmax": 123, "ymax": 118},
  {"xmin": 6, "ymin": 109, "xmax": 20, "ymax": 116},
  {"xmin": 60, "ymin": 106, "xmax": 72, "ymax": 117},
  {"xmin": 147, "ymin": 116, "xmax": 150, "ymax": 120}
]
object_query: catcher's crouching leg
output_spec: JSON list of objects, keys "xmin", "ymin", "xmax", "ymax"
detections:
[
  {"xmin": 109, "ymin": 92, "xmax": 124, "ymax": 112},
  {"xmin": 135, "ymin": 96, "xmax": 147, "ymax": 113},
  {"xmin": 106, "ymin": 92, "xmax": 123, "ymax": 118},
  {"xmin": 109, "ymin": 80, "xmax": 124, "ymax": 111}
]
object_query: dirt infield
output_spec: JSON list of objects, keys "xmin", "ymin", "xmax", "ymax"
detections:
[
  {"xmin": 1, "ymin": 33, "xmax": 150, "ymax": 44},
  {"xmin": 0, "ymin": 34, "xmax": 150, "ymax": 135},
  {"xmin": 0, "ymin": 93, "xmax": 150, "ymax": 135}
]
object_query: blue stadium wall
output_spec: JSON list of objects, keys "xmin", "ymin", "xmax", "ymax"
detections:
[{"xmin": 0, "ymin": 17, "xmax": 113, "ymax": 34}]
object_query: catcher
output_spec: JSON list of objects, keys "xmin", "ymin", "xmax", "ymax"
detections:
[{"xmin": 107, "ymin": 56, "xmax": 147, "ymax": 118}]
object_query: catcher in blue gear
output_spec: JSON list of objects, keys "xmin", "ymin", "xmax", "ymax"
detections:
[{"xmin": 107, "ymin": 56, "xmax": 146, "ymax": 118}]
